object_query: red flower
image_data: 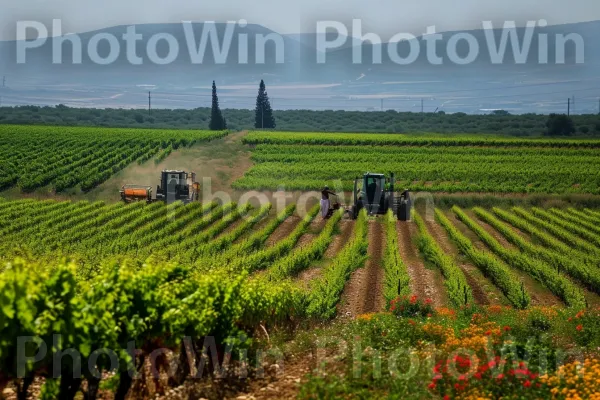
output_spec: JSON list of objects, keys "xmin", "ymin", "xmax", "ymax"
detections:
[
  {"xmin": 425, "ymin": 298, "xmax": 432, "ymax": 305},
  {"xmin": 485, "ymin": 330, "xmax": 492, "ymax": 336},
  {"xmin": 504, "ymin": 326, "xmax": 511, "ymax": 332},
  {"xmin": 428, "ymin": 383, "xmax": 436, "ymax": 390},
  {"xmin": 474, "ymin": 372, "xmax": 482, "ymax": 380},
  {"xmin": 576, "ymin": 324, "xmax": 583, "ymax": 331},
  {"xmin": 410, "ymin": 295, "xmax": 418, "ymax": 304},
  {"xmin": 523, "ymin": 380, "xmax": 532, "ymax": 388},
  {"xmin": 408, "ymin": 319, "xmax": 416, "ymax": 326},
  {"xmin": 568, "ymin": 317, "xmax": 573, "ymax": 322},
  {"xmin": 496, "ymin": 373, "xmax": 504, "ymax": 380},
  {"xmin": 443, "ymin": 396, "xmax": 450, "ymax": 400}
]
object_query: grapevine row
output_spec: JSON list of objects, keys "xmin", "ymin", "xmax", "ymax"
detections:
[
  {"xmin": 435, "ymin": 209, "xmax": 530, "ymax": 309},
  {"xmin": 453, "ymin": 206, "xmax": 587, "ymax": 308},
  {"xmin": 413, "ymin": 210, "xmax": 474, "ymax": 307}
]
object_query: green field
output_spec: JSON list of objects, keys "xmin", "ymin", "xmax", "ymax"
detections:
[
  {"xmin": 234, "ymin": 131, "xmax": 600, "ymax": 194},
  {"xmin": 3, "ymin": 128, "xmax": 600, "ymax": 399},
  {"xmin": 0, "ymin": 125, "xmax": 227, "ymax": 193}
]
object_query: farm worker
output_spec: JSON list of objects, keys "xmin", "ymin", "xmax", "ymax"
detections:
[{"xmin": 321, "ymin": 186, "xmax": 336, "ymax": 218}]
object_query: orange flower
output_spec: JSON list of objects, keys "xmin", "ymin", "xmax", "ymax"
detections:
[
  {"xmin": 487, "ymin": 305, "xmax": 504, "ymax": 314},
  {"xmin": 576, "ymin": 324, "xmax": 583, "ymax": 331}
]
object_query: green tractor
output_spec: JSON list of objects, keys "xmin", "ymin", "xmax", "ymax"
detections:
[{"xmin": 348, "ymin": 172, "xmax": 411, "ymax": 221}]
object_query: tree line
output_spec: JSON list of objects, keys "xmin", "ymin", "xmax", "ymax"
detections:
[{"xmin": 1, "ymin": 93, "xmax": 599, "ymax": 137}]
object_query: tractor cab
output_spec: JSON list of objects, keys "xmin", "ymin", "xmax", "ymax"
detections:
[
  {"xmin": 358, "ymin": 173, "xmax": 386, "ymax": 215},
  {"xmin": 155, "ymin": 170, "xmax": 199, "ymax": 204},
  {"xmin": 350, "ymin": 172, "xmax": 411, "ymax": 221}
]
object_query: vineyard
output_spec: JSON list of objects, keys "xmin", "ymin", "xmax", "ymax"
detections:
[
  {"xmin": 235, "ymin": 131, "xmax": 600, "ymax": 194},
  {"xmin": 3, "ymin": 128, "xmax": 600, "ymax": 399},
  {"xmin": 2, "ymin": 193, "xmax": 600, "ymax": 398},
  {"xmin": 0, "ymin": 125, "xmax": 227, "ymax": 193}
]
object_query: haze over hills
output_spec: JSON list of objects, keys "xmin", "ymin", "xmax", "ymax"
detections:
[{"xmin": 0, "ymin": 20, "xmax": 598, "ymax": 113}]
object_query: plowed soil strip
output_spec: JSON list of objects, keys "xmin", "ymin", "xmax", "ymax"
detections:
[
  {"xmin": 338, "ymin": 268, "xmax": 368, "ymax": 319},
  {"xmin": 362, "ymin": 221, "xmax": 386, "ymax": 313},
  {"xmin": 298, "ymin": 221, "xmax": 354, "ymax": 290},
  {"xmin": 214, "ymin": 216, "xmax": 246, "ymax": 239},
  {"xmin": 449, "ymin": 211, "xmax": 562, "ymax": 307},
  {"xmin": 338, "ymin": 220, "xmax": 384, "ymax": 318},
  {"xmin": 325, "ymin": 220, "xmax": 353, "ymax": 259},
  {"xmin": 232, "ymin": 213, "xmax": 273, "ymax": 244},
  {"xmin": 397, "ymin": 221, "xmax": 447, "ymax": 307},
  {"xmin": 471, "ymin": 212, "xmax": 600, "ymax": 307},
  {"xmin": 424, "ymin": 219, "xmax": 504, "ymax": 306},
  {"xmin": 294, "ymin": 217, "xmax": 326, "ymax": 249},
  {"xmin": 265, "ymin": 215, "xmax": 301, "ymax": 247}
]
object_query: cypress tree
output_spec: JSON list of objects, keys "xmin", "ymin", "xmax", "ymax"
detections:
[
  {"xmin": 209, "ymin": 81, "xmax": 226, "ymax": 130},
  {"xmin": 254, "ymin": 79, "xmax": 276, "ymax": 129}
]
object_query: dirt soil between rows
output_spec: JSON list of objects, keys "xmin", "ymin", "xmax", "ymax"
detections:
[
  {"xmin": 451, "ymin": 210, "xmax": 563, "ymax": 307},
  {"xmin": 397, "ymin": 220, "xmax": 447, "ymax": 307},
  {"xmin": 423, "ymin": 218, "xmax": 503, "ymax": 306},
  {"xmin": 338, "ymin": 219, "xmax": 385, "ymax": 318},
  {"xmin": 297, "ymin": 220, "xmax": 354, "ymax": 289},
  {"xmin": 265, "ymin": 216, "xmax": 302, "ymax": 247}
]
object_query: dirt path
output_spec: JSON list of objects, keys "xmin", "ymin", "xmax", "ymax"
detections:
[
  {"xmin": 397, "ymin": 221, "xmax": 447, "ymax": 307},
  {"xmin": 297, "ymin": 221, "xmax": 354, "ymax": 289},
  {"xmin": 87, "ymin": 131, "xmax": 253, "ymax": 203},
  {"xmin": 424, "ymin": 219, "xmax": 504, "ymax": 306},
  {"xmin": 338, "ymin": 220, "xmax": 386, "ymax": 318},
  {"xmin": 450, "ymin": 211, "xmax": 562, "ymax": 307}
]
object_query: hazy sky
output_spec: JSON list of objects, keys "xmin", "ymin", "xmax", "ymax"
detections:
[{"xmin": 2, "ymin": 0, "xmax": 600, "ymax": 40}]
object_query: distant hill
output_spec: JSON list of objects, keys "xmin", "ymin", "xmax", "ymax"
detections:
[{"xmin": 0, "ymin": 20, "xmax": 598, "ymax": 112}]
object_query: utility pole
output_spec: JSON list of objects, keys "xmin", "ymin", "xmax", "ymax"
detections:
[
  {"xmin": 148, "ymin": 91, "xmax": 151, "ymax": 115},
  {"xmin": 568, "ymin": 98, "xmax": 570, "ymax": 116}
]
